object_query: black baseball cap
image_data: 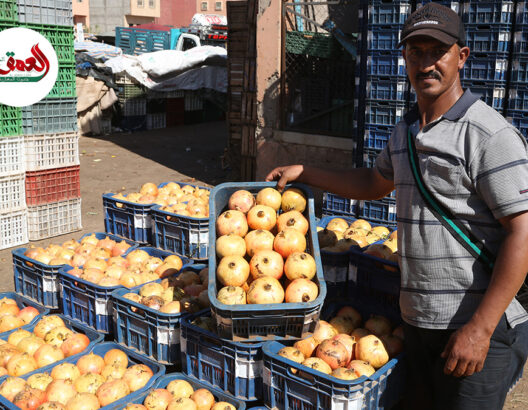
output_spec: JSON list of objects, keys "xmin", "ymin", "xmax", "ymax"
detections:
[{"xmin": 398, "ymin": 3, "xmax": 466, "ymax": 48}]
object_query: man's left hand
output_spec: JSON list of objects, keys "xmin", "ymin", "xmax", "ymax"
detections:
[{"xmin": 440, "ymin": 322, "xmax": 491, "ymax": 377}]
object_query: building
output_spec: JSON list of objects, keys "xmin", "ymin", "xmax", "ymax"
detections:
[
  {"xmin": 155, "ymin": 0, "xmax": 227, "ymax": 28},
  {"xmin": 88, "ymin": 0, "xmax": 161, "ymax": 36},
  {"xmin": 73, "ymin": 0, "xmax": 90, "ymax": 30}
]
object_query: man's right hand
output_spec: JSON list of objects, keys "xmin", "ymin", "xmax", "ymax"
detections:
[{"xmin": 265, "ymin": 165, "xmax": 304, "ymax": 191}]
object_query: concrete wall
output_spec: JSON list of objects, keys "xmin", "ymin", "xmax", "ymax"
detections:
[
  {"xmin": 155, "ymin": 0, "xmax": 195, "ymax": 28},
  {"xmin": 90, "ymin": 0, "xmax": 131, "ymax": 35},
  {"xmin": 195, "ymin": 0, "xmax": 226, "ymax": 15},
  {"xmin": 73, "ymin": 0, "xmax": 90, "ymax": 29}
]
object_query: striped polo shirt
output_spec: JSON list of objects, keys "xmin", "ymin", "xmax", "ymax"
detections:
[{"xmin": 375, "ymin": 89, "xmax": 528, "ymax": 329}]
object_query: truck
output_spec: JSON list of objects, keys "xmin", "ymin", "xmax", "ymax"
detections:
[{"xmin": 115, "ymin": 14, "xmax": 228, "ymax": 55}]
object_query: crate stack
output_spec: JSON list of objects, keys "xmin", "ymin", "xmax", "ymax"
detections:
[
  {"xmin": 506, "ymin": 1, "xmax": 528, "ymax": 136},
  {"xmin": 0, "ymin": 0, "xmax": 81, "ymax": 245}
]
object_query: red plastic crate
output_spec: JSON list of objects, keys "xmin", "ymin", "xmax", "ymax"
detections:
[{"xmin": 25, "ymin": 165, "xmax": 80, "ymax": 206}]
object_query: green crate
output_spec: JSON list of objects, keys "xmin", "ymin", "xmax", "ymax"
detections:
[
  {"xmin": 46, "ymin": 63, "xmax": 76, "ymax": 99},
  {"xmin": 286, "ymin": 31, "xmax": 346, "ymax": 59},
  {"xmin": 0, "ymin": 0, "xmax": 17, "ymax": 22},
  {"xmin": 117, "ymin": 82, "xmax": 145, "ymax": 101},
  {"xmin": 0, "ymin": 104, "xmax": 22, "ymax": 137}
]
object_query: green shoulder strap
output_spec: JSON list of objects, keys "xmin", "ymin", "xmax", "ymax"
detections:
[{"xmin": 407, "ymin": 128, "xmax": 496, "ymax": 273}]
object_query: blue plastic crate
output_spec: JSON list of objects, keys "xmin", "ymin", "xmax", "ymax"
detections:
[
  {"xmin": 152, "ymin": 183, "xmax": 211, "ymax": 260},
  {"xmin": 366, "ymin": 28, "xmax": 401, "ymax": 51},
  {"xmin": 208, "ymin": 182, "xmax": 327, "ymax": 341},
  {"xmin": 364, "ymin": 79, "xmax": 408, "ymax": 102},
  {"xmin": 366, "ymin": 51, "xmax": 407, "ymax": 78},
  {"xmin": 59, "ymin": 247, "xmax": 190, "ymax": 334},
  {"xmin": 111, "ymin": 263, "xmax": 200, "ymax": 365},
  {"xmin": 0, "ymin": 315, "xmax": 104, "ymax": 383},
  {"xmin": 510, "ymin": 57, "xmax": 528, "ymax": 84},
  {"xmin": 415, "ymin": 1, "xmax": 460, "ymax": 13},
  {"xmin": 514, "ymin": 28, "xmax": 528, "ymax": 54},
  {"xmin": 363, "ymin": 147, "xmax": 382, "ymax": 169},
  {"xmin": 359, "ymin": 198, "xmax": 397, "ymax": 226},
  {"xmin": 12, "ymin": 233, "xmax": 137, "ymax": 310},
  {"xmin": 465, "ymin": 24, "xmax": 511, "ymax": 53},
  {"xmin": 365, "ymin": 101, "xmax": 405, "ymax": 127},
  {"xmin": 508, "ymin": 85, "xmax": 528, "ymax": 111},
  {"xmin": 461, "ymin": 53, "xmax": 508, "ymax": 82},
  {"xmin": 364, "ymin": 124, "xmax": 393, "ymax": 150},
  {"xmin": 462, "ymin": 1, "xmax": 514, "ymax": 25},
  {"xmin": 506, "ymin": 110, "xmax": 528, "ymax": 139},
  {"xmin": 322, "ymin": 192, "xmax": 359, "ymax": 218},
  {"xmin": 21, "ymin": 98, "xmax": 77, "ymax": 135},
  {"xmin": 366, "ymin": 1, "xmax": 411, "ymax": 26},
  {"xmin": 128, "ymin": 373, "xmax": 246, "ymax": 409},
  {"xmin": 180, "ymin": 310, "xmax": 264, "ymax": 401},
  {"xmin": 516, "ymin": 2, "xmax": 528, "ymax": 25},
  {"xmin": 0, "ymin": 292, "xmax": 49, "ymax": 339},
  {"xmin": 463, "ymin": 80, "xmax": 506, "ymax": 111}
]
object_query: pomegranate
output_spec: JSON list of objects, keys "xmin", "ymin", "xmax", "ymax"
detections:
[
  {"xmin": 392, "ymin": 325, "xmax": 404, "ymax": 340},
  {"xmin": 336, "ymin": 306, "xmax": 362, "ymax": 329},
  {"xmin": 347, "ymin": 360, "xmax": 376, "ymax": 377},
  {"xmin": 331, "ymin": 367, "xmax": 359, "ymax": 380},
  {"xmin": 17, "ymin": 307, "xmax": 40, "ymax": 325},
  {"xmin": 46, "ymin": 379, "xmax": 77, "ymax": 405},
  {"xmin": 216, "ymin": 210, "xmax": 248, "ymax": 237},
  {"xmin": 332, "ymin": 334, "xmax": 356, "ymax": 364},
  {"xmin": 96, "ymin": 379, "xmax": 131, "ymax": 406},
  {"xmin": 277, "ymin": 211, "xmax": 309, "ymax": 235},
  {"xmin": 211, "ymin": 403, "xmax": 236, "ymax": 410},
  {"xmin": 313, "ymin": 320, "xmax": 338, "ymax": 343},
  {"xmin": 6, "ymin": 353, "xmax": 38, "ymax": 376},
  {"xmin": 161, "ymin": 301, "xmax": 183, "ymax": 313},
  {"xmin": 284, "ymin": 252, "xmax": 316, "ymax": 281},
  {"xmin": 364, "ymin": 315, "xmax": 392, "ymax": 337},
  {"xmin": 389, "ymin": 230, "xmax": 397, "ymax": 241},
  {"xmin": 329, "ymin": 316, "xmax": 356, "ymax": 335},
  {"xmin": 0, "ymin": 303, "xmax": 20, "ymax": 317},
  {"xmin": 166, "ymin": 379, "xmax": 194, "ymax": 399},
  {"xmin": 317, "ymin": 229, "xmax": 339, "ymax": 248},
  {"xmin": 38, "ymin": 402, "xmax": 67, "ymax": 410},
  {"xmin": 301, "ymin": 357, "xmax": 332, "ymax": 375},
  {"xmin": 364, "ymin": 244, "xmax": 393, "ymax": 260},
  {"xmin": 228, "ymin": 190, "xmax": 255, "ymax": 214},
  {"xmin": 278, "ymin": 347, "xmax": 305, "ymax": 365},
  {"xmin": 65, "ymin": 392, "xmax": 101, "ymax": 410},
  {"xmin": 167, "ymin": 398, "xmax": 197, "ymax": 409},
  {"xmin": 122, "ymin": 364, "xmax": 153, "ymax": 391},
  {"xmin": 12, "ymin": 387, "xmax": 46, "ymax": 410},
  {"xmin": 365, "ymin": 232, "xmax": 381, "ymax": 245},
  {"xmin": 351, "ymin": 328, "xmax": 370, "ymax": 340},
  {"xmin": 17, "ymin": 336, "xmax": 45, "ymax": 356},
  {"xmin": 244, "ymin": 229, "xmax": 275, "ymax": 257},
  {"xmin": 104, "ymin": 349, "xmax": 129, "ymax": 368},
  {"xmin": 325, "ymin": 218, "xmax": 349, "ymax": 234},
  {"xmin": 316, "ymin": 339, "xmax": 349, "ymax": 370},
  {"xmin": 217, "ymin": 286, "xmax": 246, "ymax": 305},
  {"xmin": 44, "ymin": 326, "xmax": 73, "ymax": 347},
  {"xmin": 8, "ymin": 329, "xmax": 32, "ymax": 346},
  {"xmin": 246, "ymin": 277, "xmax": 284, "ymax": 304},
  {"xmin": 81, "ymin": 269, "xmax": 104, "ymax": 284},
  {"xmin": 112, "ymin": 240, "xmax": 132, "ymax": 257},
  {"xmin": 77, "ymin": 353, "xmax": 105, "ymax": 375},
  {"xmin": 101, "ymin": 364, "xmax": 127, "ymax": 381},
  {"xmin": 140, "ymin": 282, "xmax": 164, "ymax": 298},
  {"xmin": 51, "ymin": 362, "xmax": 81, "ymax": 381},
  {"xmin": 126, "ymin": 249, "xmax": 151, "ymax": 266},
  {"xmin": 27, "ymin": 372, "xmax": 53, "ymax": 391},
  {"xmin": 355, "ymin": 335, "xmax": 389, "ymax": 369},
  {"xmin": 0, "ymin": 344, "xmax": 21, "ymax": 366},
  {"xmin": 0, "ymin": 315, "xmax": 25, "ymax": 332},
  {"xmin": 273, "ymin": 228, "xmax": 306, "ymax": 259},
  {"xmin": 142, "ymin": 296, "xmax": 164, "ymax": 311},
  {"xmin": 249, "ymin": 250, "xmax": 284, "ymax": 280},
  {"xmin": 0, "ymin": 377, "xmax": 27, "ymax": 401},
  {"xmin": 74, "ymin": 373, "xmax": 105, "ymax": 394},
  {"xmin": 216, "ymin": 234, "xmax": 246, "ymax": 258},
  {"xmin": 246, "ymin": 205, "xmax": 277, "ymax": 231},
  {"xmin": 371, "ymin": 226, "xmax": 390, "ymax": 240},
  {"xmin": 191, "ymin": 388, "xmax": 215, "ymax": 410},
  {"xmin": 216, "ymin": 255, "xmax": 250, "ymax": 287},
  {"xmin": 294, "ymin": 336, "xmax": 319, "ymax": 358},
  {"xmin": 281, "ymin": 188, "xmax": 306, "ymax": 212},
  {"xmin": 144, "ymin": 388, "xmax": 174, "ymax": 410},
  {"xmin": 380, "ymin": 335, "xmax": 404, "ymax": 358},
  {"xmin": 285, "ymin": 279, "xmax": 318, "ymax": 303},
  {"xmin": 256, "ymin": 187, "xmax": 282, "ymax": 211},
  {"xmin": 34, "ymin": 344, "xmax": 65, "ymax": 368},
  {"xmin": 119, "ymin": 272, "xmax": 142, "ymax": 288}
]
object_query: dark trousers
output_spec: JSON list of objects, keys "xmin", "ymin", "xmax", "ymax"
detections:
[{"xmin": 403, "ymin": 317, "xmax": 528, "ymax": 410}]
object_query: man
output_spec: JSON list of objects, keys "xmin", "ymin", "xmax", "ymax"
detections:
[{"xmin": 266, "ymin": 3, "xmax": 528, "ymax": 409}]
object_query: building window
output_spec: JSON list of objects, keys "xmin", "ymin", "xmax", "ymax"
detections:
[
  {"xmin": 137, "ymin": 0, "xmax": 144, "ymax": 7},
  {"xmin": 201, "ymin": 1, "xmax": 208, "ymax": 11},
  {"xmin": 149, "ymin": 0, "xmax": 155, "ymax": 7},
  {"xmin": 215, "ymin": 1, "xmax": 222, "ymax": 11}
]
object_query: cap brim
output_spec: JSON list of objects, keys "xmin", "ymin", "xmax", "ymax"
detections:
[{"xmin": 398, "ymin": 28, "xmax": 458, "ymax": 48}]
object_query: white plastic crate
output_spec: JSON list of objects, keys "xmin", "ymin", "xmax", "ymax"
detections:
[
  {"xmin": 0, "ymin": 173, "xmax": 25, "ymax": 213},
  {"xmin": 147, "ymin": 112, "xmax": 166, "ymax": 130},
  {"xmin": 0, "ymin": 136, "xmax": 25, "ymax": 176},
  {"xmin": 27, "ymin": 198, "xmax": 82, "ymax": 241},
  {"xmin": 120, "ymin": 99, "xmax": 146, "ymax": 116},
  {"xmin": 24, "ymin": 132, "xmax": 79, "ymax": 171},
  {"xmin": 0, "ymin": 209, "xmax": 28, "ymax": 250}
]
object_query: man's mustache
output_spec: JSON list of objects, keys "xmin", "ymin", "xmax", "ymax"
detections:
[{"xmin": 416, "ymin": 71, "xmax": 441, "ymax": 80}]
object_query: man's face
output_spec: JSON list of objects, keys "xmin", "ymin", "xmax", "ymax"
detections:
[{"xmin": 403, "ymin": 36, "xmax": 469, "ymax": 99}]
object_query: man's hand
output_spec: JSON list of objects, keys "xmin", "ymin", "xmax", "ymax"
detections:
[
  {"xmin": 265, "ymin": 165, "xmax": 304, "ymax": 191},
  {"xmin": 441, "ymin": 321, "xmax": 491, "ymax": 377}
]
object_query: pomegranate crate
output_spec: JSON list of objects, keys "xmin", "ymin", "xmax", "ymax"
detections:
[
  {"xmin": 0, "ymin": 135, "xmax": 25, "ymax": 176},
  {"xmin": 111, "ymin": 262, "xmax": 199, "ymax": 364},
  {"xmin": 0, "ymin": 315, "xmax": 104, "ymax": 384},
  {"xmin": 25, "ymin": 165, "xmax": 80, "ymax": 206},
  {"xmin": 128, "ymin": 373, "xmax": 246, "ymax": 409},
  {"xmin": 0, "ymin": 342, "xmax": 164, "ymax": 408},
  {"xmin": 180, "ymin": 310, "xmax": 265, "ymax": 401},
  {"xmin": 0, "ymin": 172, "xmax": 26, "ymax": 212},
  {"xmin": 13, "ymin": 232, "xmax": 137, "ymax": 310},
  {"xmin": 0, "ymin": 292, "xmax": 49, "ymax": 339},
  {"xmin": 24, "ymin": 132, "xmax": 79, "ymax": 171},
  {"xmin": 0, "ymin": 209, "xmax": 27, "ymax": 251},
  {"xmin": 262, "ymin": 298, "xmax": 404, "ymax": 410},
  {"xmin": 208, "ymin": 182, "xmax": 327, "ymax": 341},
  {"xmin": 27, "ymin": 198, "xmax": 82, "ymax": 241},
  {"xmin": 152, "ymin": 183, "xmax": 211, "ymax": 260},
  {"xmin": 60, "ymin": 246, "xmax": 184, "ymax": 334}
]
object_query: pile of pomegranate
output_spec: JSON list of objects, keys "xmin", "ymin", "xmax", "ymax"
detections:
[
  {"xmin": 125, "ymin": 379, "xmax": 236, "ymax": 410},
  {"xmin": 0, "ymin": 316, "xmax": 92, "ymax": 379},
  {"xmin": 0, "ymin": 347, "xmax": 154, "ymax": 409},
  {"xmin": 278, "ymin": 306, "xmax": 404, "ymax": 380},
  {"xmin": 0, "ymin": 297, "xmax": 40, "ymax": 334},
  {"xmin": 214, "ymin": 187, "xmax": 320, "ymax": 305},
  {"xmin": 64, "ymin": 248, "xmax": 184, "ymax": 289},
  {"xmin": 121, "ymin": 267, "xmax": 210, "ymax": 314},
  {"xmin": 23, "ymin": 234, "xmax": 132, "ymax": 268},
  {"xmin": 112, "ymin": 182, "xmax": 210, "ymax": 219}
]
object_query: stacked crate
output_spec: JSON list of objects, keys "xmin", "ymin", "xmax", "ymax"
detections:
[{"xmin": 0, "ymin": 0, "xmax": 81, "ymax": 242}]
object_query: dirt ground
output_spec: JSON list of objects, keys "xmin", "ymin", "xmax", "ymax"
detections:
[{"xmin": 0, "ymin": 120, "xmax": 526, "ymax": 408}]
